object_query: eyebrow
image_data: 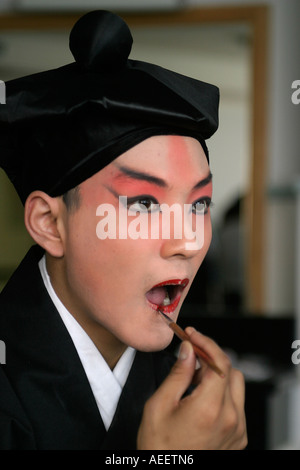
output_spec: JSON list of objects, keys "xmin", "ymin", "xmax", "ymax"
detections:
[
  {"xmin": 114, "ymin": 164, "xmax": 212, "ymax": 191},
  {"xmin": 192, "ymin": 172, "xmax": 213, "ymax": 190}
]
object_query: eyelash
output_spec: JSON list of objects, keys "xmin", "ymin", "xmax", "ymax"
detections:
[
  {"xmin": 191, "ymin": 197, "xmax": 213, "ymax": 215},
  {"xmin": 126, "ymin": 195, "xmax": 160, "ymax": 213},
  {"xmin": 126, "ymin": 195, "xmax": 213, "ymax": 215}
]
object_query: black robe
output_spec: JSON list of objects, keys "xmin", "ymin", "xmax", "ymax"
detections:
[{"xmin": 0, "ymin": 246, "xmax": 176, "ymax": 450}]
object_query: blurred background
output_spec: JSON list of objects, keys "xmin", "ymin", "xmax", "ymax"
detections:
[{"xmin": 0, "ymin": 0, "xmax": 299, "ymax": 449}]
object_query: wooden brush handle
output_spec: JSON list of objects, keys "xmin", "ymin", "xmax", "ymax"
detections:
[{"xmin": 169, "ymin": 322, "xmax": 225, "ymax": 378}]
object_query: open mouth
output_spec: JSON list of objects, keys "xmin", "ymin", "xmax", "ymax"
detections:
[{"xmin": 146, "ymin": 278, "xmax": 189, "ymax": 314}]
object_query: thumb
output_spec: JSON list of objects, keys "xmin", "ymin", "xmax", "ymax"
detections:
[{"xmin": 156, "ymin": 341, "xmax": 196, "ymax": 405}]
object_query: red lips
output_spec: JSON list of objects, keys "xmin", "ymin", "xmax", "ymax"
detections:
[{"xmin": 146, "ymin": 278, "xmax": 189, "ymax": 313}]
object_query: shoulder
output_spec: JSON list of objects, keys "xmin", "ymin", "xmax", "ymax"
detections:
[
  {"xmin": 0, "ymin": 245, "xmax": 44, "ymax": 303},
  {"xmin": 0, "ymin": 245, "xmax": 46, "ymax": 342}
]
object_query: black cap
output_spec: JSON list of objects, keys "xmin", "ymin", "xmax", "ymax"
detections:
[{"xmin": 0, "ymin": 10, "xmax": 219, "ymax": 204}]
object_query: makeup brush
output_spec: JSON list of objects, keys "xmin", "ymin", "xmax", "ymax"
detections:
[{"xmin": 158, "ymin": 310, "xmax": 225, "ymax": 378}]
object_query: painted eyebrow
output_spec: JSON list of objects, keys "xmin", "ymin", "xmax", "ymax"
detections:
[
  {"xmin": 114, "ymin": 164, "xmax": 167, "ymax": 187},
  {"xmin": 192, "ymin": 172, "xmax": 213, "ymax": 190},
  {"xmin": 114, "ymin": 164, "xmax": 212, "ymax": 190}
]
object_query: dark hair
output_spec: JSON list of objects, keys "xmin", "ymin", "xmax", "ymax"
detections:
[{"xmin": 62, "ymin": 186, "xmax": 81, "ymax": 212}]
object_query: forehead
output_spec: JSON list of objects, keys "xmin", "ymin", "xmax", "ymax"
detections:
[
  {"xmin": 113, "ymin": 135, "xmax": 209, "ymax": 175},
  {"xmin": 80, "ymin": 135, "xmax": 210, "ymax": 197}
]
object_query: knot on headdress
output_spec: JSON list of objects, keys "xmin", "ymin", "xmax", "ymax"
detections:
[{"xmin": 69, "ymin": 10, "xmax": 133, "ymax": 71}]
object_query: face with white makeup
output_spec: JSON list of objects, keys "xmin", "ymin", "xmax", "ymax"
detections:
[{"xmin": 30, "ymin": 135, "xmax": 213, "ymax": 368}]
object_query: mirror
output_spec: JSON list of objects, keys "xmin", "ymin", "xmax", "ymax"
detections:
[{"xmin": 0, "ymin": 6, "xmax": 268, "ymax": 314}]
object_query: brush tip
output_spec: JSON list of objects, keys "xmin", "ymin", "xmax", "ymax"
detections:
[{"xmin": 158, "ymin": 309, "xmax": 172, "ymax": 322}]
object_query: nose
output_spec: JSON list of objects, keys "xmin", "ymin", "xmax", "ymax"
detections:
[
  {"xmin": 160, "ymin": 236, "xmax": 202, "ymax": 260},
  {"xmin": 159, "ymin": 211, "xmax": 212, "ymax": 259}
]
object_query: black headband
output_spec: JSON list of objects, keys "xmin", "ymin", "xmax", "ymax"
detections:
[{"xmin": 0, "ymin": 10, "xmax": 219, "ymax": 204}]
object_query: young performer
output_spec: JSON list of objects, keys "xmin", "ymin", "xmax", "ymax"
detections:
[{"xmin": 0, "ymin": 11, "xmax": 247, "ymax": 450}]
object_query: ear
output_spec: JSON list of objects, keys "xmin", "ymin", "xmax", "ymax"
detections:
[{"xmin": 24, "ymin": 191, "xmax": 65, "ymax": 257}]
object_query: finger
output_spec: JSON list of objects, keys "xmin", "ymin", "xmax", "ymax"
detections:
[
  {"xmin": 185, "ymin": 327, "xmax": 231, "ymax": 381},
  {"xmin": 230, "ymin": 368, "xmax": 246, "ymax": 409},
  {"xmin": 229, "ymin": 369, "xmax": 248, "ymax": 448},
  {"xmin": 184, "ymin": 328, "xmax": 247, "ymax": 449},
  {"xmin": 151, "ymin": 340, "xmax": 196, "ymax": 409},
  {"xmin": 219, "ymin": 368, "xmax": 248, "ymax": 449},
  {"xmin": 191, "ymin": 359, "xmax": 207, "ymax": 386},
  {"xmin": 183, "ymin": 330, "xmax": 237, "ymax": 421},
  {"xmin": 185, "ymin": 327, "xmax": 226, "ymax": 362}
]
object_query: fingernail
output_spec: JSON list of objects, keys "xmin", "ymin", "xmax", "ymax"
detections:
[
  {"xmin": 179, "ymin": 341, "xmax": 192, "ymax": 360},
  {"xmin": 186, "ymin": 327, "xmax": 204, "ymax": 341},
  {"xmin": 185, "ymin": 326, "xmax": 197, "ymax": 336}
]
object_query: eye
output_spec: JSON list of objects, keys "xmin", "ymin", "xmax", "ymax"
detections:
[
  {"xmin": 127, "ymin": 196, "xmax": 160, "ymax": 214},
  {"xmin": 192, "ymin": 197, "xmax": 212, "ymax": 215}
]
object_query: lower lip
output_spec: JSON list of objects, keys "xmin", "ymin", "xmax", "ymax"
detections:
[
  {"xmin": 147, "ymin": 298, "xmax": 181, "ymax": 315},
  {"xmin": 146, "ymin": 282, "xmax": 188, "ymax": 314}
]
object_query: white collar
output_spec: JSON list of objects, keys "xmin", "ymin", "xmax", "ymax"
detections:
[{"xmin": 38, "ymin": 254, "xmax": 136, "ymax": 430}]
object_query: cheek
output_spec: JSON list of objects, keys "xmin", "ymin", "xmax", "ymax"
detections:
[
  {"xmin": 65, "ymin": 217, "xmax": 142, "ymax": 293},
  {"xmin": 64, "ymin": 209, "xmax": 101, "ymax": 277},
  {"xmin": 205, "ymin": 214, "xmax": 212, "ymax": 241}
]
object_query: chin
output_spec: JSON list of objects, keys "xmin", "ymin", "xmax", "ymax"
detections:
[{"xmin": 131, "ymin": 331, "xmax": 174, "ymax": 353}]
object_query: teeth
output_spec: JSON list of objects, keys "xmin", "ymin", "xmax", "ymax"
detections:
[{"xmin": 163, "ymin": 290, "xmax": 171, "ymax": 306}]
